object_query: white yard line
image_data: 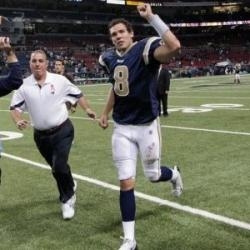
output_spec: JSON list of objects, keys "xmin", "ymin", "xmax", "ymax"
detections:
[
  {"xmin": 1, "ymin": 152, "xmax": 250, "ymax": 231},
  {"xmin": 1, "ymin": 110, "xmax": 249, "ymax": 135},
  {"xmin": 71, "ymin": 116, "xmax": 250, "ymax": 136},
  {"xmin": 161, "ymin": 125, "xmax": 250, "ymax": 136},
  {"xmin": 1, "ymin": 109, "xmax": 250, "ymax": 136}
]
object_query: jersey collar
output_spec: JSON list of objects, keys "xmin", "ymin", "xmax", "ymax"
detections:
[{"xmin": 116, "ymin": 41, "xmax": 137, "ymax": 57}]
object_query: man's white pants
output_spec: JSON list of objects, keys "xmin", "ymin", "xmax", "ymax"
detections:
[{"xmin": 112, "ymin": 118, "xmax": 162, "ymax": 181}]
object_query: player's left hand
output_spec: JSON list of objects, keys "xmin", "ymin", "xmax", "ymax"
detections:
[{"xmin": 137, "ymin": 3, "xmax": 153, "ymax": 20}]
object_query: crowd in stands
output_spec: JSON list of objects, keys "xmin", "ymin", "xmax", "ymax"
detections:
[
  {"xmin": 11, "ymin": 38, "xmax": 110, "ymax": 81},
  {"xmin": 1, "ymin": 0, "xmax": 249, "ymax": 82},
  {"xmin": 1, "ymin": 36, "xmax": 249, "ymax": 82}
]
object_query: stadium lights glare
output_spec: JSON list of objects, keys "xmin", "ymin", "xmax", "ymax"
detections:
[
  {"xmin": 221, "ymin": 2, "xmax": 241, "ymax": 6},
  {"xmin": 107, "ymin": 0, "xmax": 125, "ymax": 4},
  {"xmin": 169, "ymin": 20, "xmax": 250, "ymax": 28}
]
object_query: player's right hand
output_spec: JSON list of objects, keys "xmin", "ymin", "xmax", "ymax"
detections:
[
  {"xmin": 0, "ymin": 36, "xmax": 11, "ymax": 49},
  {"xmin": 98, "ymin": 114, "xmax": 109, "ymax": 129}
]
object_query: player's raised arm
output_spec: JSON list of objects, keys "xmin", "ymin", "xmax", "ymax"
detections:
[
  {"xmin": 0, "ymin": 37, "xmax": 18, "ymax": 63},
  {"xmin": 0, "ymin": 36, "xmax": 23, "ymax": 97},
  {"xmin": 137, "ymin": 3, "xmax": 181, "ymax": 63}
]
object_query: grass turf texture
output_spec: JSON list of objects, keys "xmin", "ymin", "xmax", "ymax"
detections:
[{"xmin": 0, "ymin": 74, "xmax": 250, "ymax": 249}]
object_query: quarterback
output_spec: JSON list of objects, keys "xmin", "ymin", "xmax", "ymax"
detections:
[{"xmin": 99, "ymin": 3, "xmax": 183, "ymax": 250}]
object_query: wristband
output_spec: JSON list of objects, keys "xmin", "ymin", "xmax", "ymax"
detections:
[{"xmin": 148, "ymin": 14, "xmax": 170, "ymax": 37}]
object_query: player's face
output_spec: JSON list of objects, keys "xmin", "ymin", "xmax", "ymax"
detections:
[
  {"xmin": 54, "ymin": 61, "xmax": 64, "ymax": 74},
  {"xmin": 110, "ymin": 23, "xmax": 134, "ymax": 52},
  {"xmin": 30, "ymin": 52, "xmax": 48, "ymax": 80}
]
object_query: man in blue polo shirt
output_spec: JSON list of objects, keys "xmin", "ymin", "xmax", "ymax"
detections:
[{"xmin": 0, "ymin": 36, "xmax": 23, "ymax": 184}]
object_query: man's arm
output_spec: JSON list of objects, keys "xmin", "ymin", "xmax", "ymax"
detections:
[
  {"xmin": 0, "ymin": 37, "xmax": 23, "ymax": 97},
  {"xmin": 10, "ymin": 109, "xmax": 29, "ymax": 130},
  {"xmin": 137, "ymin": 4, "xmax": 181, "ymax": 63},
  {"xmin": 77, "ymin": 96, "xmax": 96, "ymax": 119},
  {"xmin": 10, "ymin": 87, "xmax": 29, "ymax": 130},
  {"xmin": 63, "ymin": 77, "xmax": 96, "ymax": 118}
]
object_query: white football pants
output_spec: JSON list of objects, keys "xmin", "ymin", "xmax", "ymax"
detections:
[{"xmin": 112, "ymin": 118, "xmax": 162, "ymax": 181}]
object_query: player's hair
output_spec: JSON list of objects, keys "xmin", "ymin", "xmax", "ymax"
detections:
[{"xmin": 108, "ymin": 18, "xmax": 134, "ymax": 34}]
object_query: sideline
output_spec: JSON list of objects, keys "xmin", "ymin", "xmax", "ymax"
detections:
[{"xmin": 2, "ymin": 152, "xmax": 250, "ymax": 231}]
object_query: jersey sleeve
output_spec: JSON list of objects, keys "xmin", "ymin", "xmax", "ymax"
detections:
[
  {"xmin": 142, "ymin": 37, "xmax": 162, "ymax": 66},
  {"xmin": 99, "ymin": 54, "xmax": 111, "ymax": 74},
  {"xmin": 99, "ymin": 53, "xmax": 114, "ymax": 84},
  {"xmin": 0, "ymin": 62, "xmax": 23, "ymax": 97}
]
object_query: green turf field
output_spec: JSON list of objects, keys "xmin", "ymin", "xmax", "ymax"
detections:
[{"xmin": 0, "ymin": 74, "xmax": 250, "ymax": 250}]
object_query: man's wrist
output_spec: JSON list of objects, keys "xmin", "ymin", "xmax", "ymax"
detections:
[
  {"xmin": 4, "ymin": 47, "xmax": 15, "ymax": 56},
  {"xmin": 148, "ymin": 14, "xmax": 170, "ymax": 37},
  {"xmin": 16, "ymin": 120, "xmax": 23, "ymax": 127}
]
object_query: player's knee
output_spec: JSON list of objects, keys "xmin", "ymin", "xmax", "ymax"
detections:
[
  {"xmin": 118, "ymin": 167, "xmax": 135, "ymax": 181},
  {"xmin": 147, "ymin": 172, "xmax": 160, "ymax": 182},
  {"xmin": 115, "ymin": 159, "xmax": 136, "ymax": 181},
  {"xmin": 143, "ymin": 159, "xmax": 160, "ymax": 182}
]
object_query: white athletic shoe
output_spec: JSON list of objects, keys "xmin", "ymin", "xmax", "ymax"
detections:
[
  {"xmin": 171, "ymin": 166, "xmax": 183, "ymax": 197},
  {"xmin": 61, "ymin": 194, "xmax": 76, "ymax": 220},
  {"xmin": 118, "ymin": 238, "xmax": 137, "ymax": 250}
]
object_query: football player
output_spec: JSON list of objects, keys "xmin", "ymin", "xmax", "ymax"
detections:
[
  {"xmin": 234, "ymin": 63, "xmax": 241, "ymax": 84},
  {"xmin": 98, "ymin": 3, "xmax": 183, "ymax": 250},
  {"xmin": 0, "ymin": 36, "xmax": 23, "ymax": 184}
]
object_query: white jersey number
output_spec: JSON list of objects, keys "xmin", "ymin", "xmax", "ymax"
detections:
[{"xmin": 113, "ymin": 65, "xmax": 129, "ymax": 96}]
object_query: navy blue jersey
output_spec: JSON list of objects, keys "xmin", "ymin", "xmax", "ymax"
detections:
[
  {"xmin": 99, "ymin": 37, "xmax": 161, "ymax": 125},
  {"xmin": 0, "ymin": 62, "xmax": 23, "ymax": 97}
]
